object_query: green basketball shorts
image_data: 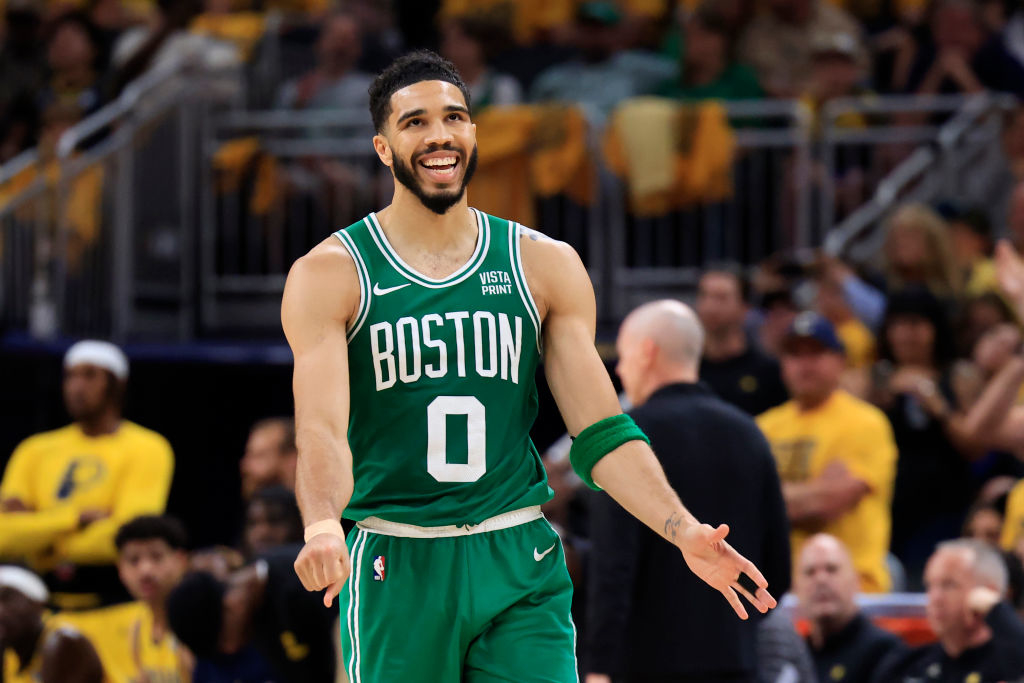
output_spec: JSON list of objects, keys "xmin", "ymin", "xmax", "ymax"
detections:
[{"xmin": 338, "ymin": 506, "xmax": 578, "ymax": 683}]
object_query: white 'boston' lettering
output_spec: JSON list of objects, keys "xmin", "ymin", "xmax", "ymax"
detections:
[
  {"xmin": 473, "ymin": 311, "xmax": 498, "ymax": 378},
  {"xmin": 421, "ymin": 314, "xmax": 447, "ymax": 378},
  {"xmin": 498, "ymin": 313, "xmax": 521, "ymax": 384},
  {"xmin": 395, "ymin": 317, "xmax": 421, "ymax": 383},
  {"xmin": 369, "ymin": 322, "xmax": 396, "ymax": 390},
  {"xmin": 445, "ymin": 311, "xmax": 469, "ymax": 378}
]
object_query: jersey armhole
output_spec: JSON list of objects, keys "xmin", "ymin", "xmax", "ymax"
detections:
[
  {"xmin": 509, "ymin": 222, "xmax": 543, "ymax": 352},
  {"xmin": 333, "ymin": 230, "xmax": 372, "ymax": 342}
]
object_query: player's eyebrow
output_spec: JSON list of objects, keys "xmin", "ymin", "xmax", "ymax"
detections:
[
  {"xmin": 396, "ymin": 108, "xmax": 426, "ymax": 125},
  {"xmin": 444, "ymin": 105, "xmax": 469, "ymax": 116}
]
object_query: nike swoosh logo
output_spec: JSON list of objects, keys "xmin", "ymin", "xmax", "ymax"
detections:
[
  {"xmin": 372, "ymin": 282, "xmax": 411, "ymax": 296},
  {"xmin": 533, "ymin": 543, "xmax": 556, "ymax": 561}
]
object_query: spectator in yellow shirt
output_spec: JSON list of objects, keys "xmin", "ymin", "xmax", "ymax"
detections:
[
  {"xmin": 0, "ymin": 565, "xmax": 103, "ymax": 683},
  {"xmin": 757, "ymin": 312, "xmax": 898, "ymax": 593},
  {"xmin": 0, "ymin": 340, "xmax": 175, "ymax": 609}
]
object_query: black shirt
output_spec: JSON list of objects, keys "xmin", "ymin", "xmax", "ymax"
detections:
[
  {"xmin": 585, "ymin": 383, "xmax": 791, "ymax": 679},
  {"xmin": 809, "ymin": 613, "xmax": 906, "ymax": 683},
  {"xmin": 699, "ymin": 347, "xmax": 788, "ymax": 417},
  {"xmin": 253, "ymin": 545, "xmax": 338, "ymax": 683},
  {"xmin": 873, "ymin": 603, "xmax": 1024, "ymax": 683}
]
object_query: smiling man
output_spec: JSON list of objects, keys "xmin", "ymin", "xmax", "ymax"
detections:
[{"xmin": 282, "ymin": 50, "xmax": 777, "ymax": 683}]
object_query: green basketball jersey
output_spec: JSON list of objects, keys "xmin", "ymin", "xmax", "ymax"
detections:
[{"xmin": 334, "ymin": 209, "xmax": 552, "ymax": 526}]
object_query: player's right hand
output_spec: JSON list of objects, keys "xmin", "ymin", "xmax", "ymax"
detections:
[{"xmin": 294, "ymin": 532, "xmax": 351, "ymax": 608}]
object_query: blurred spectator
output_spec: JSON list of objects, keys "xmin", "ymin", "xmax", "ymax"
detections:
[
  {"xmin": 73, "ymin": 515, "xmax": 194, "ymax": 683},
  {"xmin": 795, "ymin": 533, "xmax": 906, "ymax": 683},
  {"xmin": 167, "ymin": 546, "xmax": 337, "ymax": 683},
  {"xmin": 941, "ymin": 203, "xmax": 997, "ymax": 296},
  {"xmin": 804, "ymin": 32, "xmax": 870, "ymax": 113},
  {"xmin": 40, "ymin": 12, "xmax": 106, "ymax": 117},
  {"xmin": 440, "ymin": 13, "xmax": 521, "ymax": 111},
  {"xmin": 875, "ymin": 539, "xmax": 1024, "ymax": 681},
  {"xmin": 696, "ymin": 266, "xmax": 789, "ymax": 416},
  {"xmin": 756, "ymin": 288, "xmax": 802, "ymax": 359},
  {"xmin": 738, "ymin": 0, "xmax": 867, "ymax": 97},
  {"xmin": 816, "ymin": 262, "xmax": 876, "ymax": 371},
  {"xmin": 655, "ymin": 2, "xmax": 762, "ymax": 101},
  {"xmin": 757, "ymin": 312, "xmax": 898, "ymax": 593},
  {"xmin": 1006, "ymin": 1, "xmax": 1024, "ymax": 70},
  {"xmin": 529, "ymin": 1, "xmax": 676, "ymax": 124},
  {"xmin": 110, "ymin": 0, "xmax": 236, "ymax": 96},
  {"xmin": 964, "ymin": 500, "xmax": 1005, "ymax": 546},
  {"xmin": 904, "ymin": 0, "xmax": 1024, "ymax": 98},
  {"xmin": 0, "ymin": 565, "xmax": 104, "ymax": 683},
  {"xmin": 1003, "ymin": 478, "xmax": 1024, "ymax": 556},
  {"xmin": 958, "ymin": 292, "xmax": 1016, "ymax": 357},
  {"xmin": 586, "ymin": 300, "xmax": 790, "ymax": 682},
  {"xmin": 837, "ymin": 203, "xmax": 961, "ymax": 330},
  {"xmin": 0, "ymin": 340, "xmax": 174, "ymax": 609},
  {"xmin": 241, "ymin": 485, "xmax": 302, "ymax": 559},
  {"xmin": 274, "ymin": 12, "xmax": 372, "ymax": 112},
  {"xmin": 239, "ymin": 416, "xmax": 296, "ymax": 500},
  {"xmin": 187, "ymin": 0, "xmax": 265, "ymax": 63},
  {"xmin": 871, "ymin": 287, "xmax": 978, "ymax": 585}
]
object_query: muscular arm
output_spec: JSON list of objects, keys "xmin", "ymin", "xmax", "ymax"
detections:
[
  {"xmin": 40, "ymin": 628, "xmax": 104, "ymax": 683},
  {"xmin": 522, "ymin": 232, "xmax": 775, "ymax": 618},
  {"xmin": 282, "ymin": 238, "xmax": 360, "ymax": 605},
  {"xmin": 782, "ymin": 472, "xmax": 869, "ymax": 529}
]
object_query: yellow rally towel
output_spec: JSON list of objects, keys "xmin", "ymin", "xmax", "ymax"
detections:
[
  {"xmin": 471, "ymin": 104, "xmax": 594, "ymax": 227},
  {"xmin": 603, "ymin": 98, "xmax": 736, "ymax": 217}
]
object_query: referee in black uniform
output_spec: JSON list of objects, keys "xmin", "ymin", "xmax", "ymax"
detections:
[{"xmin": 585, "ymin": 300, "xmax": 791, "ymax": 683}]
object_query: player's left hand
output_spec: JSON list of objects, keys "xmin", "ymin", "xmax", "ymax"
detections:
[{"xmin": 678, "ymin": 523, "xmax": 777, "ymax": 620}]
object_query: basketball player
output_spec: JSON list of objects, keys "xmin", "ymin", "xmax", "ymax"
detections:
[{"xmin": 283, "ymin": 50, "xmax": 777, "ymax": 683}]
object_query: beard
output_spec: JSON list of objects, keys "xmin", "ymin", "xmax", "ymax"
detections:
[{"xmin": 391, "ymin": 143, "xmax": 479, "ymax": 215}]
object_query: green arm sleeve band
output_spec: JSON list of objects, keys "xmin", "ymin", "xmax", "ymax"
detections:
[{"xmin": 568, "ymin": 414, "xmax": 650, "ymax": 491}]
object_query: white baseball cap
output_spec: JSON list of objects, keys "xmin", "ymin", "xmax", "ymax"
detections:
[
  {"xmin": 0, "ymin": 566, "xmax": 49, "ymax": 603},
  {"xmin": 64, "ymin": 340, "xmax": 129, "ymax": 380}
]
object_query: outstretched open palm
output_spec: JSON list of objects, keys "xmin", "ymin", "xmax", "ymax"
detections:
[{"xmin": 678, "ymin": 523, "xmax": 777, "ymax": 619}]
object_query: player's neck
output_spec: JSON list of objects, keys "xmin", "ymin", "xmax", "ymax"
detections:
[
  {"xmin": 12, "ymin": 621, "xmax": 44, "ymax": 667},
  {"xmin": 377, "ymin": 193, "xmax": 476, "ymax": 253},
  {"xmin": 77, "ymin": 410, "xmax": 122, "ymax": 437},
  {"xmin": 148, "ymin": 602, "xmax": 168, "ymax": 640},
  {"xmin": 703, "ymin": 326, "xmax": 747, "ymax": 361}
]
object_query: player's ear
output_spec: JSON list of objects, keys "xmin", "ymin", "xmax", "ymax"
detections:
[{"xmin": 372, "ymin": 134, "xmax": 392, "ymax": 167}]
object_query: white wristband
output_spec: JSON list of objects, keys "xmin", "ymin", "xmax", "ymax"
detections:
[{"xmin": 304, "ymin": 519, "xmax": 345, "ymax": 543}]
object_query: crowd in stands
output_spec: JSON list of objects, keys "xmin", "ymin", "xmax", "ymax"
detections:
[{"xmin": 4, "ymin": 0, "xmax": 1024, "ymax": 681}]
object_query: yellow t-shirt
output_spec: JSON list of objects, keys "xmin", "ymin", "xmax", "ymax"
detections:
[
  {"xmin": 0, "ymin": 422, "xmax": 174, "ymax": 569},
  {"xmin": 59, "ymin": 602, "xmax": 188, "ymax": 683},
  {"xmin": 1001, "ymin": 479, "xmax": 1024, "ymax": 552},
  {"xmin": 757, "ymin": 390, "xmax": 897, "ymax": 593},
  {"xmin": 837, "ymin": 318, "xmax": 876, "ymax": 369},
  {"xmin": 2, "ymin": 618, "xmax": 65, "ymax": 683}
]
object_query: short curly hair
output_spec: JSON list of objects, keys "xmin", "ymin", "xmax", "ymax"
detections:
[{"xmin": 369, "ymin": 50, "xmax": 471, "ymax": 133}]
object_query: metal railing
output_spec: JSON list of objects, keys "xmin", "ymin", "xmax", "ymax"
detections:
[
  {"xmin": 2, "ymin": 86, "xmax": 1019, "ymax": 339},
  {"xmin": 0, "ymin": 57, "xmax": 240, "ymax": 341},
  {"xmin": 823, "ymin": 92, "xmax": 1018, "ymax": 262}
]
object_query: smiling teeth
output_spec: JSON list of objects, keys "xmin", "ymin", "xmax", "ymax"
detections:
[{"xmin": 423, "ymin": 157, "xmax": 456, "ymax": 167}]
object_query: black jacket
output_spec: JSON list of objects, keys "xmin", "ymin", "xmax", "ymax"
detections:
[{"xmin": 585, "ymin": 382, "xmax": 791, "ymax": 680}]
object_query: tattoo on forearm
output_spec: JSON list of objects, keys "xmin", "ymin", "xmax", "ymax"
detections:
[{"xmin": 664, "ymin": 513, "xmax": 683, "ymax": 542}]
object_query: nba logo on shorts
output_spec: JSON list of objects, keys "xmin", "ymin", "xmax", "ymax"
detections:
[{"xmin": 373, "ymin": 555, "xmax": 385, "ymax": 581}]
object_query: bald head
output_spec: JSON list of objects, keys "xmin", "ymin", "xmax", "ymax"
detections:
[
  {"xmin": 622, "ymin": 300, "xmax": 705, "ymax": 366},
  {"xmin": 616, "ymin": 300, "xmax": 704, "ymax": 406},
  {"xmin": 795, "ymin": 534, "xmax": 860, "ymax": 634}
]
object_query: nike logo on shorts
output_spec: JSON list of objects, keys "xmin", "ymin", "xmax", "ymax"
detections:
[
  {"xmin": 534, "ymin": 543, "xmax": 556, "ymax": 561},
  {"xmin": 373, "ymin": 282, "xmax": 411, "ymax": 296}
]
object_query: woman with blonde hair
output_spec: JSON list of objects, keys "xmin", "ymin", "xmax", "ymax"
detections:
[
  {"xmin": 883, "ymin": 202, "xmax": 963, "ymax": 298},
  {"xmin": 829, "ymin": 201, "xmax": 963, "ymax": 331}
]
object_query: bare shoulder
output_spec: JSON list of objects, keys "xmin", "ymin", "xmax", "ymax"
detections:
[
  {"xmin": 518, "ymin": 226, "xmax": 589, "ymax": 320},
  {"xmin": 283, "ymin": 235, "xmax": 361, "ymax": 332}
]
